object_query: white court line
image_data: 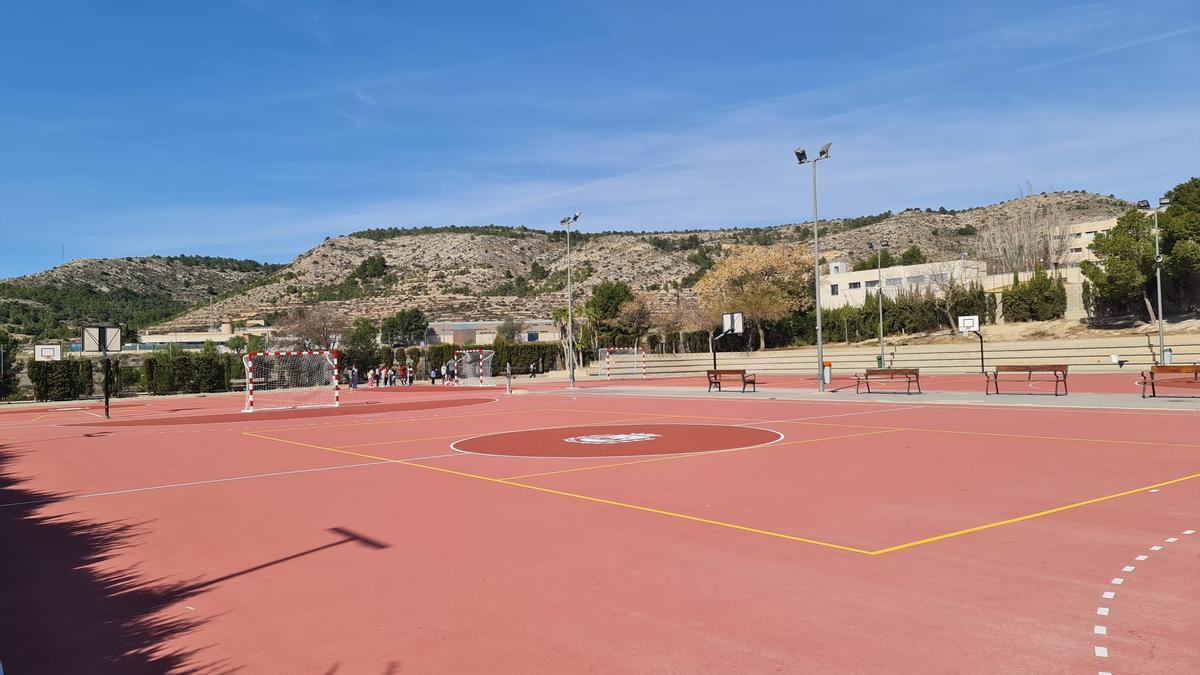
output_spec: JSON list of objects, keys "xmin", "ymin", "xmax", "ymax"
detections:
[
  {"xmin": 0, "ymin": 460, "xmax": 400, "ymax": 509},
  {"xmin": 1102, "ymin": 591, "xmax": 1115, "ymax": 599}
]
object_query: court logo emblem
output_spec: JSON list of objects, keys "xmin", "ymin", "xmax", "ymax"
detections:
[{"xmin": 565, "ymin": 432, "xmax": 661, "ymax": 445}]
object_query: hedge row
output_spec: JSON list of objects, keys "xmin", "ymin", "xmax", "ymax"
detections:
[
  {"xmin": 26, "ymin": 358, "xmax": 94, "ymax": 401},
  {"xmin": 142, "ymin": 352, "xmax": 238, "ymax": 395}
]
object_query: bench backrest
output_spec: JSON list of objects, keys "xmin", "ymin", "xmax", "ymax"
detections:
[
  {"xmin": 865, "ymin": 368, "xmax": 918, "ymax": 376},
  {"xmin": 994, "ymin": 364, "xmax": 1068, "ymax": 372},
  {"xmin": 707, "ymin": 369, "xmax": 746, "ymax": 376},
  {"xmin": 1151, "ymin": 364, "xmax": 1200, "ymax": 374}
]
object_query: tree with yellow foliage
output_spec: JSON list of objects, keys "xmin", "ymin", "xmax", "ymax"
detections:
[{"xmin": 693, "ymin": 245, "xmax": 813, "ymax": 350}]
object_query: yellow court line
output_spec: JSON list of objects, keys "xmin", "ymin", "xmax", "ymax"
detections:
[
  {"xmin": 253, "ymin": 401, "xmax": 511, "ymax": 432},
  {"xmin": 502, "ymin": 428, "xmax": 902, "ymax": 480},
  {"xmin": 241, "ymin": 430, "xmax": 873, "ymax": 555},
  {"xmin": 240, "ymin": 430, "xmax": 1199, "ymax": 557},
  {"xmin": 335, "ymin": 414, "xmax": 681, "ymax": 450},
  {"xmin": 869, "ymin": 472, "xmax": 1200, "ymax": 555}
]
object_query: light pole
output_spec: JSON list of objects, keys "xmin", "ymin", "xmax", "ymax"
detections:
[
  {"xmin": 868, "ymin": 239, "xmax": 889, "ymax": 365},
  {"xmin": 1137, "ymin": 197, "xmax": 1171, "ymax": 363},
  {"xmin": 795, "ymin": 143, "xmax": 832, "ymax": 391},
  {"xmin": 561, "ymin": 212, "xmax": 581, "ymax": 388}
]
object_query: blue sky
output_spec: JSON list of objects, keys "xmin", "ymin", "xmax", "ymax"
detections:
[{"xmin": 1, "ymin": 0, "xmax": 1197, "ymax": 277}]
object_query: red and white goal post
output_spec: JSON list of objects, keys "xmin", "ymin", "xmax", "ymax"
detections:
[
  {"xmin": 453, "ymin": 349, "xmax": 495, "ymax": 387},
  {"xmin": 599, "ymin": 347, "xmax": 647, "ymax": 379},
  {"xmin": 243, "ymin": 350, "xmax": 339, "ymax": 412}
]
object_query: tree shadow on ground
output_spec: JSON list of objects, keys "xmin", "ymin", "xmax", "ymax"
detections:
[{"xmin": 0, "ymin": 444, "xmax": 226, "ymax": 674}]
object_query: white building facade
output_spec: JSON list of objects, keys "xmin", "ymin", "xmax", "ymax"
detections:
[{"xmin": 820, "ymin": 259, "xmax": 988, "ymax": 309}]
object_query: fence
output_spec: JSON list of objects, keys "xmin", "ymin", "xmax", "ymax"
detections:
[{"xmin": 592, "ymin": 335, "xmax": 1200, "ymax": 379}]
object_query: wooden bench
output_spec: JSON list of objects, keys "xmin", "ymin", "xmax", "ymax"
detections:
[
  {"xmin": 706, "ymin": 369, "xmax": 756, "ymax": 393},
  {"xmin": 854, "ymin": 368, "xmax": 921, "ymax": 394},
  {"xmin": 985, "ymin": 364, "xmax": 1068, "ymax": 396},
  {"xmin": 1140, "ymin": 364, "xmax": 1200, "ymax": 398}
]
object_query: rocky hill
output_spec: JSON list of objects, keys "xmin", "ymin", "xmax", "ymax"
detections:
[
  {"xmin": 146, "ymin": 191, "xmax": 1129, "ymax": 331},
  {"xmin": 0, "ymin": 256, "xmax": 280, "ymax": 339},
  {"xmin": 0, "ymin": 192, "xmax": 1130, "ymax": 337},
  {"xmin": 6, "ymin": 255, "xmax": 279, "ymax": 305}
]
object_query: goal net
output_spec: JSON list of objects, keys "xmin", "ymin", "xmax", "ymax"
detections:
[
  {"xmin": 454, "ymin": 349, "xmax": 495, "ymax": 386},
  {"xmin": 243, "ymin": 351, "xmax": 339, "ymax": 412},
  {"xmin": 599, "ymin": 347, "xmax": 646, "ymax": 379}
]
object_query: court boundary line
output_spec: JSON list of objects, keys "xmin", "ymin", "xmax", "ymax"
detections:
[{"xmin": 241, "ymin": 430, "xmax": 1200, "ymax": 556}]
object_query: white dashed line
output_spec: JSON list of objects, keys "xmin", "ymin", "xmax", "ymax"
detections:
[
  {"xmin": 1165, "ymin": 537, "xmax": 1178, "ymax": 543},
  {"xmin": 1093, "ymin": 625, "xmax": 1107, "ymax": 635},
  {"xmin": 1150, "ymin": 545, "xmax": 1163, "ymax": 551},
  {"xmin": 1102, "ymin": 591, "xmax": 1115, "ymax": 599},
  {"xmin": 1097, "ymin": 607, "xmax": 1110, "ymax": 616},
  {"xmin": 1135, "ymin": 555, "xmax": 1148, "ymax": 561},
  {"xmin": 1122, "ymin": 565, "xmax": 1135, "ymax": 572},
  {"xmin": 1110, "ymin": 578, "xmax": 1124, "ymax": 585},
  {"xmin": 1094, "ymin": 646, "xmax": 1109, "ymax": 658},
  {"xmin": 1184, "ymin": 530, "xmax": 1196, "ymax": 535}
]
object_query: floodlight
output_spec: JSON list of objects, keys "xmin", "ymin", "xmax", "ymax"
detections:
[
  {"xmin": 1159, "ymin": 197, "xmax": 1170, "ymax": 208},
  {"xmin": 572, "ymin": 212, "xmax": 581, "ymax": 222},
  {"xmin": 818, "ymin": 142, "xmax": 832, "ymax": 158},
  {"xmin": 794, "ymin": 147, "xmax": 807, "ymax": 164},
  {"xmin": 880, "ymin": 239, "xmax": 890, "ymax": 248},
  {"xmin": 1136, "ymin": 200, "xmax": 1151, "ymax": 210},
  {"xmin": 560, "ymin": 217, "xmax": 570, "ymax": 226}
]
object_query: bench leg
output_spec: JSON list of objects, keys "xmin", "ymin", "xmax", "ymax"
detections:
[{"xmin": 985, "ymin": 373, "xmax": 997, "ymax": 395}]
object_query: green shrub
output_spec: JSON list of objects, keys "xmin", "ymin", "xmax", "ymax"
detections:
[
  {"xmin": 27, "ymin": 358, "xmax": 94, "ymax": 401},
  {"xmin": 1002, "ymin": 268, "xmax": 1067, "ymax": 322}
]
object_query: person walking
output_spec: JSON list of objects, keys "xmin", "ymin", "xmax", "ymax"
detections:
[
  {"xmin": 349, "ymin": 365, "xmax": 359, "ymax": 389},
  {"xmin": 446, "ymin": 358, "xmax": 457, "ymax": 386}
]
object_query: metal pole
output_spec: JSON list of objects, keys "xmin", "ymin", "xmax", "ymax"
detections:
[
  {"xmin": 974, "ymin": 330, "xmax": 985, "ymax": 373},
  {"xmin": 877, "ymin": 245, "xmax": 884, "ymax": 364},
  {"xmin": 1154, "ymin": 211, "xmax": 1165, "ymax": 362},
  {"xmin": 812, "ymin": 160, "xmax": 824, "ymax": 391},
  {"xmin": 566, "ymin": 216, "xmax": 577, "ymax": 389}
]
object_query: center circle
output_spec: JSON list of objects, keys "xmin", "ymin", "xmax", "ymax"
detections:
[{"xmin": 453, "ymin": 423, "xmax": 782, "ymax": 458}]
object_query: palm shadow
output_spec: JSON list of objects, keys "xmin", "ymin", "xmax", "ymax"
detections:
[{"xmin": 0, "ymin": 444, "xmax": 224, "ymax": 674}]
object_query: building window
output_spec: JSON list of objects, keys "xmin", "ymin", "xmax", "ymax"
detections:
[
  {"xmin": 1071, "ymin": 247, "xmax": 1083, "ymax": 253},
  {"xmin": 865, "ymin": 280, "xmax": 879, "ymax": 288},
  {"xmin": 885, "ymin": 278, "xmax": 902, "ymax": 287},
  {"xmin": 1073, "ymin": 232, "xmax": 1083, "ymax": 238},
  {"xmin": 1086, "ymin": 231, "xmax": 1097, "ymax": 236},
  {"xmin": 906, "ymin": 275, "xmax": 926, "ymax": 286},
  {"xmin": 526, "ymin": 332, "xmax": 539, "ymax": 342},
  {"xmin": 848, "ymin": 281, "xmax": 861, "ymax": 289},
  {"xmin": 830, "ymin": 284, "xmax": 839, "ymax": 296}
]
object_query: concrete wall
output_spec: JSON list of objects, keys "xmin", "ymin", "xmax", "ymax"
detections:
[{"xmin": 591, "ymin": 335, "xmax": 1200, "ymax": 377}]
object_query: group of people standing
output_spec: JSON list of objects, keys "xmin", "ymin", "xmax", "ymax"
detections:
[{"xmin": 346, "ymin": 360, "xmax": 417, "ymax": 389}]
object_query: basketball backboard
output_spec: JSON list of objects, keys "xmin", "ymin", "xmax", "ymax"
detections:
[
  {"xmin": 83, "ymin": 325, "xmax": 122, "ymax": 353},
  {"xmin": 957, "ymin": 315, "xmax": 979, "ymax": 333},
  {"xmin": 35, "ymin": 344, "xmax": 62, "ymax": 361},
  {"xmin": 722, "ymin": 312, "xmax": 744, "ymax": 335}
]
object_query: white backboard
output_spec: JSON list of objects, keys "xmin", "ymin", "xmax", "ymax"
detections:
[
  {"xmin": 723, "ymin": 312, "xmax": 744, "ymax": 335},
  {"xmin": 957, "ymin": 315, "xmax": 979, "ymax": 333},
  {"xmin": 35, "ymin": 344, "xmax": 62, "ymax": 361},
  {"xmin": 83, "ymin": 325, "xmax": 122, "ymax": 353}
]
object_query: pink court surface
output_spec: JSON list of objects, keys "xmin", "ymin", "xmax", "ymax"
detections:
[{"xmin": 1, "ymin": 378, "xmax": 1197, "ymax": 673}]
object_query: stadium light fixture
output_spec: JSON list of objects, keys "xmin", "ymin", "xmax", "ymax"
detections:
[
  {"xmin": 562, "ymin": 212, "xmax": 582, "ymax": 389},
  {"xmin": 794, "ymin": 142, "xmax": 832, "ymax": 391}
]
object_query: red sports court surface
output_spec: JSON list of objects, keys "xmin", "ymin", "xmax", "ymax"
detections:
[{"xmin": 1, "ymin": 386, "xmax": 1197, "ymax": 673}]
